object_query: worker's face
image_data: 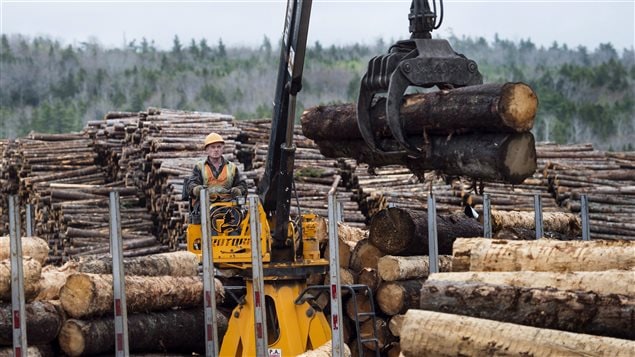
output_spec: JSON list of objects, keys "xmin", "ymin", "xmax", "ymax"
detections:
[{"xmin": 206, "ymin": 143, "xmax": 224, "ymax": 160}]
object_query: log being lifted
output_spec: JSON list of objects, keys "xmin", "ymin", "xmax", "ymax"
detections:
[
  {"xmin": 314, "ymin": 132, "xmax": 536, "ymax": 184},
  {"xmin": 400, "ymin": 310, "xmax": 635, "ymax": 357},
  {"xmin": 370, "ymin": 208, "xmax": 482, "ymax": 256},
  {"xmin": 0, "ymin": 301, "xmax": 62, "ymax": 346},
  {"xmin": 428, "ymin": 270, "xmax": 635, "ymax": 296},
  {"xmin": 60, "ymin": 273, "xmax": 224, "ymax": 318},
  {"xmin": 301, "ymin": 83, "xmax": 538, "ymax": 140},
  {"xmin": 377, "ymin": 255, "xmax": 452, "ymax": 281},
  {"xmin": 77, "ymin": 251, "xmax": 199, "ymax": 276},
  {"xmin": 490, "ymin": 210, "xmax": 581, "ymax": 236},
  {"xmin": 0, "ymin": 258, "xmax": 41, "ymax": 302},
  {"xmin": 0, "ymin": 236, "xmax": 49, "ymax": 265},
  {"xmin": 452, "ymin": 238, "xmax": 635, "ymax": 272},
  {"xmin": 58, "ymin": 308, "xmax": 228, "ymax": 356},
  {"xmin": 419, "ymin": 280, "xmax": 634, "ymax": 339}
]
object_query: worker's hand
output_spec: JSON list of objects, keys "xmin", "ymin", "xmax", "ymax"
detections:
[
  {"xmin": 192, "ymin": 185, "xmax": 204, "ymax": 197},
  {"xmin": 230, "ymin": 187, "xmax": 242, "ymax": 198},
  {"xmin": 208, "ymin": 186, "xmax": 229, "ymax": 194}
]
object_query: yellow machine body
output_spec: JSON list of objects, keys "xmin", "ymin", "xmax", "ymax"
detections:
[
  {"xmin": 220, "ymin": 280, "xmax": 331, "ymax": 356},
  {"xmin": 186, "ymin": 201, "xmax": 331, "ymax": 355},
  {"xmin": 186, "ymin": 201, "xmax": 271, "ymax": 265}
]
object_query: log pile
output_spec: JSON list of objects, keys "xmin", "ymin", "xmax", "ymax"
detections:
[
  {"xmin": 393, "ymin": 238, "xmax": 635, "ymax": 355},
  {"xmin": 539, "ymin": 143, "xmax": 635, "ymax": 240},
  {"xmin": 235, "ymin": 119, "xmax": 367, "ymax": 226}
]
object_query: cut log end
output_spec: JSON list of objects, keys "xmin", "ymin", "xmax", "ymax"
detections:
[
  {"xmin": 500, "ymin": 82, "xmax": 538, "ymax": 132},
  {"xmin": 60, "ymin": 274, "xmax": 95, "ymax": 318},
  {"xmin": 502, "ymin": 132, "xmax": 537, "ymax": 184},
  {"xmin": 58, "ymin": 320, "xmax": 86, "ymax": 357}
]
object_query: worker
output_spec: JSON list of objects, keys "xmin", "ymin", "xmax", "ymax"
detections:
[{"xmin": 186, "ymin": 132, "xmax": 247, "ymax": 201}]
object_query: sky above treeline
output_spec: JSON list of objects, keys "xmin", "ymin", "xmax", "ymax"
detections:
[{"xmin": 1, "ymin": 1, "xmax": 634, "ymax": 52}]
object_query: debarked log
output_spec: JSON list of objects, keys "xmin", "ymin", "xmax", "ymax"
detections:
[
  {"xmin": 314, "ymin": 132, "xmax": 537, "ymax": 184},
  {"xmin": 452, "ymin": 238, "xmax": 635, "ymax": 272},
  {"xmin": 59, "ymin": 273, "xmax": 224, "ymax": 318},
  {"xmin": 427, "ymin": 270, "xmax": 634, "ymax": 296},
  {"xmin": 58, "ymin": 308, "xmax": 228, "ymax": 356},
  {"xmin": 419, "ymin": 280, "xmax": 634, "ymax": 339},
  {"xmin": 0, "ymin": 258, "xmax": 41, "ymax": 302},
  {"xmin": 0, "ymin": 236, "xmax": 49, "ymax": 265},
  {"xmin": 301, "ymin": 82, "xmax": 538, "ymax": 140},
  {"xmin": 489, "ymin": 210, "xmax": 581, "ymax": 236},
  {"xmin": 399, "ymin": 310, "xmax": 635, "ymax": 357},
  {"xmin": 77, "ymin": 251, "xmax": 199, "ymax": 276}
]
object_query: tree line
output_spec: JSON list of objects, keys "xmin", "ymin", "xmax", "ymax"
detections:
[{"xmin": 1, "ymin": 34, "xmax": 633, "ymax": 150}]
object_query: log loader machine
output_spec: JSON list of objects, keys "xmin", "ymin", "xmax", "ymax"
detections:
[{"xmin": 185, "ymin": 0, "xmax": 482, "ymax": 355}]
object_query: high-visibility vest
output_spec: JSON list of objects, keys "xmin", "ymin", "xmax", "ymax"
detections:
[{"xmin": 196, "ymin": 159, "xmax": 237, "ymax": 192}]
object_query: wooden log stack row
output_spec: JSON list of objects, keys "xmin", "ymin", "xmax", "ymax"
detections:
[
  {"xmin": 107, "ymin": 108, "xmax": 240, "ymax": 249},
  {"xmin": 329, "ymin": 219, "xmax": 634, "ymax": 355},
  {"xmin": 235, "ymin": 119, "xmax": 367, "ymax": 226},
  {"xmin": 0, "ymin": 250, "xmax": 231, "ymax": 356},
  {"xmin": 539, "ymin": 143, "xmax": 635, "ymax": 240},
  {"xmin": 397, "ymin": 238, "xmax": 635, "ymax": 356},
  {"xmin": 0, "ymin": 139, "xmax": 16, "ymax": 235}
]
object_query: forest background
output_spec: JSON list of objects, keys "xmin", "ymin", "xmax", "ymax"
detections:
[{"xmin": 1, "ymin": 34, "xmax": 633, "ymax": 150}]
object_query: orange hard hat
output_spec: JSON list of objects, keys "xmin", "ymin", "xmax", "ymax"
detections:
[{"xmin": 204, "ymin": 132, "xmax": 224, "ymax": 148}]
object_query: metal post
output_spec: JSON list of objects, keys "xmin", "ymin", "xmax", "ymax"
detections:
[
  {"xmin": 427, "ymin": 194, "xmax": 439, "ymax": 274},
  {"xmin": 327, "ymin": 175, "xmax": 344, "ymax": 357},
  {"xmin": 25, "ymin": 204, "xmax": 34, "ymax": 237},
  {"xmin": 200, "ymin": 189, "xmax": 219, "ymax": 356},
  {"xmin": 9, "ymin": 196, "xmax": 27, "ymax": 357},
  {"xmin": 581, "ymin": 194, "xmax": 591, "ymax": 241},
  {"xmin": 534, "ymin": 194, "xmax": 543, "ymax": 239},
  {"xmin": 109, "ymin": 192, "xmax": 129, "ymax": 357},
  {"xmin": 483, "ymin": 193, "xmax": 492, "ymax": 238},
  {"xmin": 248, "ymin": 195, "xmax": 268, "ymax": 356}
]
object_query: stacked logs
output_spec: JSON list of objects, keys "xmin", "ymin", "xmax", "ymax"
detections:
[
  {"xmin": 235, "ymin": 119, "xmax": 367, "ymax": 226},
  {"xmin": 119, "ymin": 108, "xmax": 240, "ymax": 249},
  {"xmin": 396, "ymin": 238, "xmax": 635, "ymax": 356},
  {"xmin": 1, "ymin": 248, "xmax": 229, "ymax": 355},
  {"xmin": 539, "ymin": 144, "xmax": 635, "ymax": 240}
]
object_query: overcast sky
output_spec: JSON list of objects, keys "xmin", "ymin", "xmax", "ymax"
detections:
[{"xmin": 1, "ymin": 1, "xmax": 634, "ymax": 52}]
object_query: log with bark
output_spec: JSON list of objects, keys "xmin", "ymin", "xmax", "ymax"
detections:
[
  {"xmin": 419, "ymin": 280, "xmax": 634, "ymax": 339},
  {"xmin": 0, "ymin": 258, "xmax": 41, "ymax": 302},
  {"xmin": 59, "ymin": 273, "xmax": 224, "ymax": 318},
  {"xmin": 301, "ymin": 82, "xmax": 538, "ymax": 140},
  {"xmin": 58, "ymin": 308, "xmax": 228, "ymax": 356},
  {"xmin": 0, "ymin": 301, "xmax": 62, "ymax": 346},
  {"xmin": 377, "ymin": 255, "xmax": 452, "ymax": 281},
  {"xmin": 427, "ymin": 270, "xmax": 634, "ymax": 296},
  {"xmin": 77, "ymin": 251, "xmax": 199, "ymax": 276},
  {"xmin": 313, "ymin": 132, "xmax": 537, "ymax": 184},
  {"xmin": 489, "ymin": 210, "xmax": 581, "ymax": 236},
  {"xmin": 400, "ymin": 310, "xmax": 635, "ymax": 357},
  {"xmin": 369, "ymin": 208, "xmax": 482, "ymax": 256},
  {"xmin": 452, "ymin": 238, "xmax": 635, "ymax": 272},
  {"xmin": 0, "ymin": 236, "xmax": 49, "ymax": 265},
  {"xmin": 376, "ymin": 279, "xmax": 426, "ymax": 316}
]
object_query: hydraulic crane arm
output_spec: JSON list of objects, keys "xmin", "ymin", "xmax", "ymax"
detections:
[{"xmin": 258, "ymin": 0, "xmax": 312, "ymax": 260}]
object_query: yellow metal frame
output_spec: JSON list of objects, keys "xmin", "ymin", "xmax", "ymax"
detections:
[
  {"xmin": 186, "ymin": 201, "xmax": 271, "ymax": 264},
  {"xmin": 220, "ymin": 280, "xmax": 331, "ymax": 356}
]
